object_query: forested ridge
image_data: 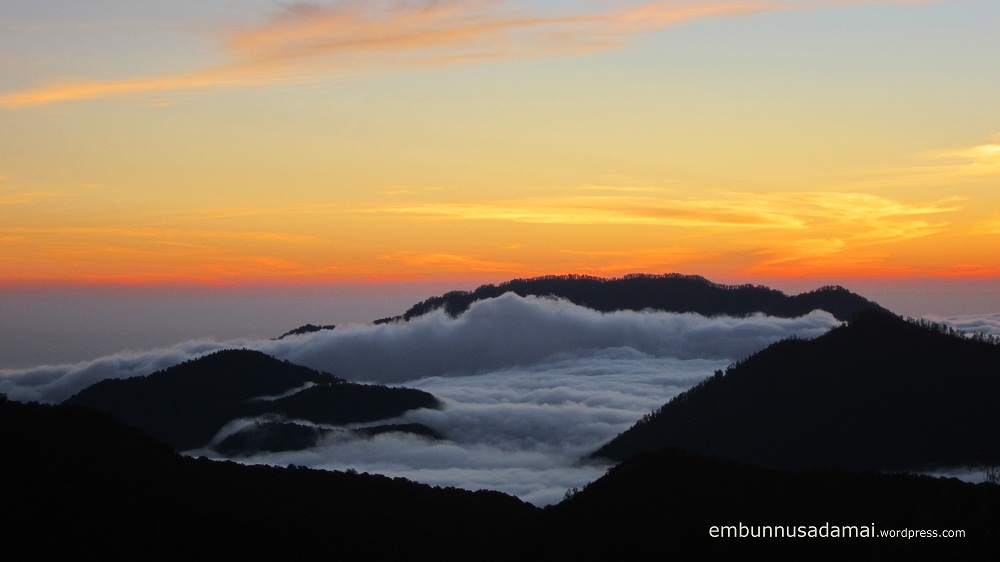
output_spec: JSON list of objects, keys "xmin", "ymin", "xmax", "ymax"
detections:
[
  {"xmin": 63, "ymin": 349, "xmax": 441, "ymax": 451},
  {"xmin": 595, "ymin": 309, "xmax": 1000, "ymax": 471},
  {"xmin": 383, "ymin": 273, "xmax": 886, "ymax": 323},
  {"xmin": 3, "ymin": 395, "xmax": 998, "ymax": 560}
]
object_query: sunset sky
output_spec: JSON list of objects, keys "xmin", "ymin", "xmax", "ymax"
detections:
[{"xmin": 2, "ymin": 0, "xmax": 999, "ymax": 291}]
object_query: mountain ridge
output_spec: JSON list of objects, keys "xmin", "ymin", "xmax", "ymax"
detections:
[
  {"xmin": 376, "ymin": 273, "xmax": 887, "ymax": 323},
  {"xmin": 63, "ymin": 349, "xmax": 441, "ymax": 451},
  {"xmin": 213, "ymin": 420, "xmax": 443, "ymax": 456},
  {"xmin": 593, "ymin": 308, "xmax": 1000, "ymax": 471}
]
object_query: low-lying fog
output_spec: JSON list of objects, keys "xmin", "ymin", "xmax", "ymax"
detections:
[{"xmin": 5, "ymin": 294, "xmax": 954, "ymax": 505}]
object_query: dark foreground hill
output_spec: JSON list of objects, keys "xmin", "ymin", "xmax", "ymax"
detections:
[
  {"xmin": 538, "ymin": 448, "xmax": 1000, "ymax": 561},
  {"xmin": 3, "ymin": 396, "xmax": 998, "ymax": 560},
  {"xmin": 384, "ymin": 273, "xmax": 887, "ymax": 323},
  {"xmin": 63, "ymin": 349, "xmax": 441, "ymax": 451},
  {"xmin": 0, "ymin": 395, "xmax": 531, "ymax": 560},
  {"xmin": 594, "ymin": 309, "xmax": 1000, "ymax": 471}
]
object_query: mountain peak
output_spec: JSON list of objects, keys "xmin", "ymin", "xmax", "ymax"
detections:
[{"xmin": 396, "ymin": 273, "xmax": 887, "ymax": 322}]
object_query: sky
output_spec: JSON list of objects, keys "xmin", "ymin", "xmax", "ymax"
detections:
[
  {"xmin": 3, "ymin": 1, "xmax": 998, "ymax": 504},
  {"xmin": 2, "ymin": 0, "xmax": 999, "ymax": 289}
]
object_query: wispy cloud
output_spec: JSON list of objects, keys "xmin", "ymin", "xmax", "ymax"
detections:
[
  {"xmin": 379, "ymin": 251, "xmax": 524, "ymax": 272},
  {"xmin": 374, "ymin": 195, "xmax": 804, "ymax": 228},
  {"xmin": 379, "ymin": 186, "xmax": 445, "ymax": 197},
  {"xmin": 857, "ymin": 134, "xmax": 1000, "ymax": 188},
  {"xmin": 373, "ymin": 191, "xmax": 956, "ymax": 232},
  {"xmin": 974, "ymin": 214, "xmax": 1000, "ymax": 236},
  {"xmin": 183, "ymin": 205, "xmax": 338, "ymax": 222},
  {"xmin": 2, "ymin": 226, "xmax": 316, "ymax": 244},
  {"xmin": 921, "ymin": 134, "xmax": 1000, "ymax": 178},
  {"xmin": 0, "ymin": 191, "xmax": 57, "ymax": 206},
  {"xmin": 0, "ymin": 224, "xmax": 328, "ymax": 285},
  {"xmin": 0, "ymin": 67, "xmax": 265, "ymax": 109},
  {"xmin": 746, "ymin": 191, "xmax": 959, "ymax": 232},
  {"xmin": 558, "ymin": 247, "xmax": 716, "ymax": 275},
  {"xmin": 745, "ymin": 192, "xmax": 961, "ymax": 274},
  {"xmin": 376, "ymin": 190, "xmax": 960, "ymax": 275},
  {"xmin": 575, "ymin": 185, "xmax": 676, "ymax": 194},
  {"xmin": 0, "ymin": 0, "xmax": 939, "ymax": 108}
]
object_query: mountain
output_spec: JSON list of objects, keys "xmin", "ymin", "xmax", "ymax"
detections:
[
  {"xmin": 536, "ymin": 448, "xmax": 1000, "ymax": 561},
  {"xmin": 4, "ymin": 395, "xmax": 997, "ymax": 559},
  {"xmin": 593, "ymin": 309, "xmax": 1000, "ymax": 471},
  {"xmin": 0, "ymin": 395, "xmax": 532, "ymax": 560},
  {"xmin": 63, "ymin": 349, "xmax": 441, "ymax": 451},
  {"xmin": 384, "ymin": 273, "xmax": 887, "ymax": 323},
  {"xmin": 276, "ymin": 323, "xmax": 336, "ymax": 339},
  {"xmin": 214, "ymin": 421, "xmax": 443, "ymax": 456}
]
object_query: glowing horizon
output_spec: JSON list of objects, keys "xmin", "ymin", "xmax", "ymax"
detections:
[{"xmin": 2, "ymin": 0, "xmax": 999, "ymax": 288}]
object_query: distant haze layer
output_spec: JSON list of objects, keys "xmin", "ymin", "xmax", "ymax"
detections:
[
  {"xmin": 0, "ymin": 283, "xmax": 450, "ymax": 369},
  {"xmin": 2, "ymin": 277, "xmax": 998, "ymax": 370}
]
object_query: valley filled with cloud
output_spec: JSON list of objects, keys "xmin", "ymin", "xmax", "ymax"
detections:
[{"xmin": 1, "ymin": 294, "xmax": 842, "ymax": 504}]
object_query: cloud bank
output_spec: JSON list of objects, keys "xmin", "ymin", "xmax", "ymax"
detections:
[
  {"xmin": 1, "ymin": 294, "xmax": 838, "ymax": 504},
  {"xmin": 932, "ymin": 313, "xmax": 1000, "ymax": 338},
  {"xmin": 270, "ymin": 293, "xmax": 838, "ymax": 382},
  {"xmin": 192, "ymin": 353, "xmax": 739, "ymax": 505},
  {"xmin": 0, "ymin": 293, "xmax": 837, "ymax": 402}
]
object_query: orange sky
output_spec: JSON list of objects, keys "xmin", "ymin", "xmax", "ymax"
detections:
[{"xmin": 2, "ymin": 0, "xmax": 999, "ymax": 288}]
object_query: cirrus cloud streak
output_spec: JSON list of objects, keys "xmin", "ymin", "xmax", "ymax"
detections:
[{"xmin": 1, "ymin": 0, "xmax": 946, "ymax": 108}]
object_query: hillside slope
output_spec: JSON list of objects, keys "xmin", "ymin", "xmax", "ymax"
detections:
[
  {"xmin": 594, "ymin": 309, "xmax": 1000, "ymax": 471},
  {"xmin": 538, "ymin": 448, "xmax": 1000, "ymax": 561},
  {"xmin": 0, "ymin": 395, "xmax": 531, "ymax": 560},
  {"xmin": 64, "ymin": 349, "xmax": 441, "ymax": 451}
]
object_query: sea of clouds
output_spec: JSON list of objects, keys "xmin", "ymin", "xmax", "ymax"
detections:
[
  {"xmin": 1, "ymin": 294, "xmax": 841, "ymax": 505},
  {"xmin": 933, "ymin": 312, "xmax": 1000, "ymax": 338}
]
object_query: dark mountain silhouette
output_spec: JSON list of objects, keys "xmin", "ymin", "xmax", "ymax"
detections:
[
  {"xmin": 214, "ymin": 421, "xmax": 322, "ymax": 455},
  {"xmin": 259, "ymin": 382, "xmax": 439, "ymax": 425},
  {"xmin": 0, "ymin": 395, "xmax": 532, "ymax": 560},
  {"xmin": 535, "ymin": 448, "xmax": 1000, "ymax": 561},
  {"xmin": 353, "ymin": 422, "xmax": 443, "ymax": 440},
  {"xmin": 214, "ymin": 421, "xmax": 443, "ymax": 456},
  {"xmin": 384, "ymin": 273, "xmax": 887, "ymax": 323},
  {"xmin": 3, "ymin": 395, "xmax": 997, "ymax": 560},
  {"xmin": 276, "ymin": 323, "xmax": 336, "ymax": 339},
  {"xmin": 63, "ymin": 349, "xmax": 441, "ymax": 451},
  {"xmin": 593, "ymin": 309, "xmax": 1000, "ymax": 471}
]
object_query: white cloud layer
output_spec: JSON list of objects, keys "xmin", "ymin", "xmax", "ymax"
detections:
[
  {"xmin": 0, "ymin": 294, "xmax": 839, "ymax": 505},
  {"xmin": 264, "ymin": 293, "xmax": 839, "ymax": 383},
  {"xmin": 193, "ymin": 354, "xmax": 724, "ymax": 506},
  {"xmin": 932, "ymin": 313, "xmax": 1000, "ymax": 338}
]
